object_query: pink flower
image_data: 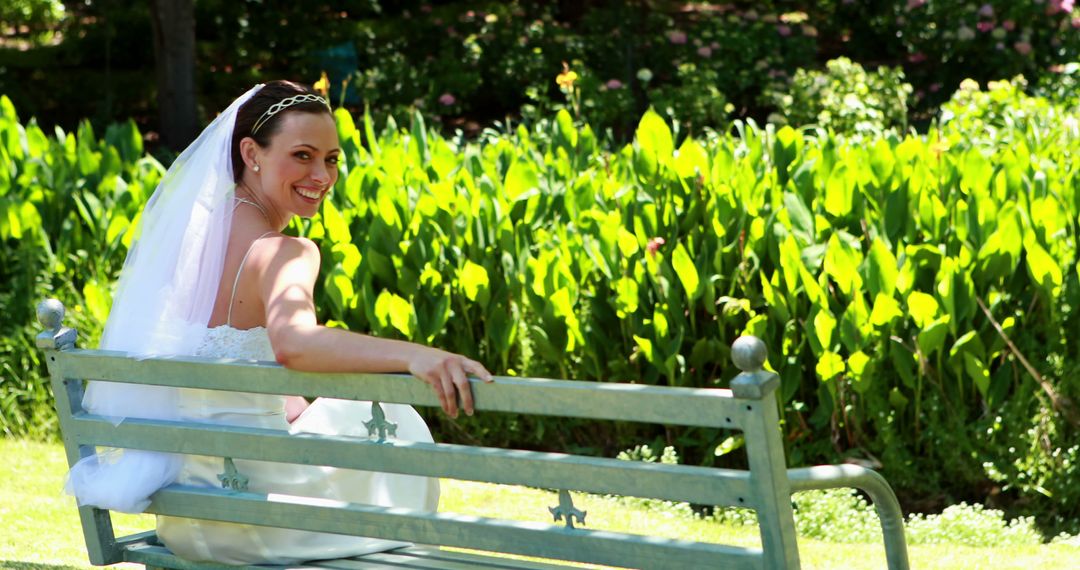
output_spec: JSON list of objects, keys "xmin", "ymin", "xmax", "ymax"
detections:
[
  {"xmin": 1047, "ymin": 0, "xmax": 1074, "ymax": 14},
  {"xmin": 646, "ymin": 237, "xmax": 666, "ymax": 256},
  {"xmin": 605, "ymin": 79, "xmax": 623, "ymax": 89},
  {"xmin": 710, "ymin": 41, "xmax": 720, "ymax": 50},
  {"xmin": 667, "ymin": 30, "xmax": 688, "ymax": 44},
  {"xmin": 906, "ymin": 0, "xmax": 926, "ymax": 9},
  {"xmin": 697, "ymin": 46, "xmax": 712, "ymax": 57},
  {"xmin": 1002, "ymin": 19, "xmax": 1016, "ymax": 30},
  {"xmin": 978, "ymin": 4, "xmax": 994, "ymax": 18},
  {"xmin": 977, "ymin": 21, "xmax": 994, "ymax": 32},
  {"xmin": 930, "ymin": 82, "xmax": 943, "ymax": 92},
  {"xmin": 1074, "ymin": 16, "xmax": 1080, "ymax": 28},
  {"xmin": 908, "ymin": 52, "xmax": 927, "ymax": 63},
  {"xmin": 777, "ymin": 24, "xmax": 792, "ymax": 36},
  {"xmin": 438, "ymin": 93, "xmax": 456, "ymax": 106},
  {"xmin": 1013, "ymin": 41, "xmax": 1032, "ymax": 55}
]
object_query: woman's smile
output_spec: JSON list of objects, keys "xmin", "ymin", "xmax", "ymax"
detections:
[{"xmin": 294, "ymin": 185, "xmax": 325, "ymax": 202}]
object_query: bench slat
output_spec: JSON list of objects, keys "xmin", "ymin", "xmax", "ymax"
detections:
[
  {"xmin": 66, "ymin": 413, "xmax": 756, "ymax": 508},
  {"xmin": 311, "ymin": 545, "xmax": 574, "ymax": 569},
  {"xmin": 146, "ymin": 485, "xmax": 765, "ymax": 570},
  {"xmin": 124, "ymin": 542, "xmax": 576, "ymax": 570},
  {"xmin": 57, "ymin": 350, "xmax": 752, "ymax": 428}
]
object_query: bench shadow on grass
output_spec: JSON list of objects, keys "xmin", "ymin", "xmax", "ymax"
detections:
[{"xmin": 1, "ymin": 562, "xmax": 83, "ymax": 570}]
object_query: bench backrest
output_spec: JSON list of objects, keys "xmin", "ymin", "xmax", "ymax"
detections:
[{"xmin": 37, "ymin": 299, "xmax": 800, "ymax": 569}]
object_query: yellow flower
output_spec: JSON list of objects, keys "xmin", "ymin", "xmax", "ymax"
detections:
[
  {"xmin": 314, "ymin": 71, "xmax": 330, "ymax": 97},
  {"xmin": 556, "ymin": 62, "xmax": 578, "ymax": 89}
]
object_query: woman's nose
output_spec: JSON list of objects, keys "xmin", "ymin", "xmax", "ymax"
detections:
[{"xmin": 311, "ymin": 161, "xmax": 330, "ymax": 184}]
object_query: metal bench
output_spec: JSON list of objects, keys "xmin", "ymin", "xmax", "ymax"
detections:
[{"xmin": 37, "ymin": 298, "xmax": 910, "ymax": 569}]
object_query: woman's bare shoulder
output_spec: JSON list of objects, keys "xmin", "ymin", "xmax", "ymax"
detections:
[{"xmin": 250, "ymin": 233, "xmax": 320, "ymax": 272}]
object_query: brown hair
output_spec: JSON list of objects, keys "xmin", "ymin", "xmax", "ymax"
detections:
[{"xmin": 230, "ymin": 80, "xmax": 332, "ymax": 182}]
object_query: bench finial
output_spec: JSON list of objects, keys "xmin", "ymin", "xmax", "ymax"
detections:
[
  {"xmin": 730, "ymin": 336, "xmax": 779, "ymax": 398},
  {"xmin": 732, "ymin": 335, "xmax": 767, "ymax": 372},
  {"xmin": 36, "ymin": 298, "xmax": 78, "ymax": 350}
]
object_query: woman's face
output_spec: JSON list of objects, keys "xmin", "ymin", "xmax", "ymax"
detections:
[{"xmin": 249, "ymin": 111, "xmax": 341, "ymax": 221}]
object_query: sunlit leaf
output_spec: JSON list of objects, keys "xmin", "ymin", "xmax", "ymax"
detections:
[
  {"xmin": 458, "ymin": 260, "xmax": 490, "ymax": 307},
  {"xmin": 816, "ymin": 350, "xmax": 845, "ymax": 382},
  {"xmin": 504, "ymin": 157, "xmax": 539, "ymax": 202},
  {"xmin": 374, "ymin": 290, "xmax": 414, "ymax": 338},
  {"xmin": 906, "ymin": 291, "xmax": 939, "ymax": 328},
  {"xmin": 866, "ymin": 238, "xmax": 898, "ymax": 297},
  {"xmin": 671, "ymin": 242, "xmax": 701, "ymax": 302}
]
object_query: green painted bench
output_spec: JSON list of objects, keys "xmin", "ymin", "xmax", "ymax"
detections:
[{"xmin": 37, "ymin": 298, "xmax": 910, "ymax": 570}]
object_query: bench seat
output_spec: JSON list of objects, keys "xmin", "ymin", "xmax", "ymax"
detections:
[{"xmin": 122, "ymin": 534, "xmax": 571, "ymax": 570}]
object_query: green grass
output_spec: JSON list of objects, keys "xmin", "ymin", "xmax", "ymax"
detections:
[{"xmin": 3, "ymin": 439, "xmax": 1078, "ymax": 570}]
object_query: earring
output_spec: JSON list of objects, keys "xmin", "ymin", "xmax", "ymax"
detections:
[{"xmin": 253, "ymin": 164, "xmax": 260, "ymax": 172}]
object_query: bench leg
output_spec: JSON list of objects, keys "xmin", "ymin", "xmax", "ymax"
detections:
[{"xmin": 788, "ymin": 464, "xmax": 911, "ymax": 570}]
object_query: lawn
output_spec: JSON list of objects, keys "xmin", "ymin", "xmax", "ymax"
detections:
[{"xmin": 2, "ymin": 439, "xmax": 1077, "ymax": 569}]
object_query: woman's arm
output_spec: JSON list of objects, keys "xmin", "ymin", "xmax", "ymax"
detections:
[{"xmin": 258, "ymin": 236, "xmax": 492, "ymax": 418}]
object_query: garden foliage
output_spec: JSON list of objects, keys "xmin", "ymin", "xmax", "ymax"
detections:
[
  {"xmin": 1, "ymin": 82, "xmax": 1079, "ymax": 531},
  {"xmin": 5, "ymin": 1, "xmax": 1077, "ymax": 142}
]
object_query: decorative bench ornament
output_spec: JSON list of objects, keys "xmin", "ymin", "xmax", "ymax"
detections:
[
  {"xmin": 217, "ymin": 458, "xmax": 249, "ymax": 492},
  {"xmin": 548, "ymin": 489, "xmax": 587, "ymax": 529},
  {"xmin": 38, "ymin": 298, "xmax": 911, "ymax": 570},
  {"xmin": 363, "ymin": 401, "xmax": 397, "ymax": 442}
]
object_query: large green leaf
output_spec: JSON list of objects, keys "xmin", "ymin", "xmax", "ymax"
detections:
[
  {"xmin": 614, "ymin": 276, "xmax": 639, "ymax": 317},
  {"xmin": 504, "ymin": 157, "xmax": 539, "ymax": 202},
  {"xmin": 866, "ymin": 238, "xmax": 898, "ymax": 297},
  {"xmin": 671, "ymin": 242, "xmax": 701, "ymax": 302},
  {"xmin": 325, "ymin": 267, "xmax": 355, "ymax": 317},
  {"xmin": 916, "ymin": 316, "xmax": 951, "ymax": 356},
  {"xmin": 635, "ymin": 108, "xmax": 674, "ymax": 164},
  {"xmin": 906, "ymin": 291, "xmax": 939, "ymax": 328},
  {"xmin": 824, "ymin": 233, "xmax": 863, "ymax": 297},
  {"xmin": 675, "ymin": 137, "xmax": 709, "ymax": 180},
  {"xmin": 458, "ymin": 260, "xmax": 491, "ymax": 307},
  {"xmin": 815, "ymin": 350, "xmax": 845, "ymax": 382},
  {"xmin": 374, "ymin": 290, "xmax": 414, "ymax": 338},
  {"xmin": 321, "ymin": 199, "xmax": 351, "ymax": 243},
  {"xmin": 808, "ymin": 306, "xmax": 836, "ymax": 356},
  {"xmin": 869, "ymin": 293, "xmax": 903, "ymax": 328},
  {"xmin": 1023, "ymin": 236, "xmax": 1063, "ymax": 297},
  {"xmin": 823, "ymin": 163, "xmax": 853, "ymax": 218},
  {"xmin": 83, "ymin": 280, "xmax": 111, "ymax": 325},
  {"xmin": 782, "ymin": 191, "xmax": 814, "ymax": 244}
]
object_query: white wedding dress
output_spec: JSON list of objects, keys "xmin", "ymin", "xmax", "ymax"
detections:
[{"xmin": 155, "ymin": 325, "xmax": 440, "ymax": 565}]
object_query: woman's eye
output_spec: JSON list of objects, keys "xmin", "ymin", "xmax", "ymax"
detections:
[
  {"xmin": 327, "ymin": 156, "xmax": 340, "ymax": 165},
  {"xmin": 294, "ymin": 152, "xmax": 310, "ymax": 160}
]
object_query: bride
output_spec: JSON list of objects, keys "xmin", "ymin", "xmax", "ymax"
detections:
[{"xmin": 64, "ymin": 80, "xmax": 492, "ymax": 564}]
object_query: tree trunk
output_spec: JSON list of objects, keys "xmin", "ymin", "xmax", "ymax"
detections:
[{"xmin": 150, "ymin": 0, "xmax": 197, "ymax": 151}]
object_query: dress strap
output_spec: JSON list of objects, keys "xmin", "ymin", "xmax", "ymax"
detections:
[{"xmin": 227, "ymin": 231, "xmax": 277, "ymax": 327}]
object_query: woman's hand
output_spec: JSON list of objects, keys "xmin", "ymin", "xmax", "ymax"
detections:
[{"xmin": 408, "ymin": 347, "xmax": 494, "ymax": 418}]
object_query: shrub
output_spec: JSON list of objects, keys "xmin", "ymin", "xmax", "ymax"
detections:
[
  {"xmin": 817, "ymin": 0, "xmax": 1080, "ymax": 113},
  {"xmin": 768, "ymin": 57, "xmax": 912, "ymax": 135}
]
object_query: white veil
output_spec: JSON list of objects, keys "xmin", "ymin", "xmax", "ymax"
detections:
[{"xmin": 65, "ymin": 85, "xmax": 263, "ymax": 513}]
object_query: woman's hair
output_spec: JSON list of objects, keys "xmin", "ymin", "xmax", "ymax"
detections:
[{"xmin": 231, "ymin": 80, "xmax": 332, "ymax": 182}]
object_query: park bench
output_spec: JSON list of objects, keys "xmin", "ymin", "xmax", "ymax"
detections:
[{"xmin": 37, "ymin": 298, "xmax": 910, "ymax": 570}]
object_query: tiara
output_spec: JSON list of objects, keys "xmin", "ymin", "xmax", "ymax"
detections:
[{"xmin": 251, "ymin": 94, "xmax": 331, "ymax": 135}]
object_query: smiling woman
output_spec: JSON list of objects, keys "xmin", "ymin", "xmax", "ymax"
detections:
[{"xmin": 61, "ymin": 80, "xmax": 493, "ymax": 565}]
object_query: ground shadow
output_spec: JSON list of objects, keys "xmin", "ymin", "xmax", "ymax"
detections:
[{"xmin": 0, "ymin": 561, "xmax": 82, "ymax": 570}]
